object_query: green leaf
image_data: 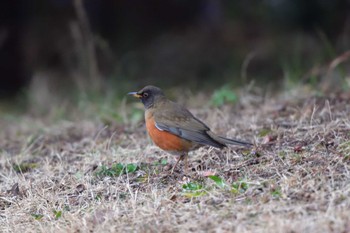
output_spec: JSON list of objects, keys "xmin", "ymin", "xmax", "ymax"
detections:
[
  {"xmin": 182, "ymin": 182, "xmax": 203, "ymax": 191},
  {"xmin": 95, "ymin": 163, "xmax": 138, "ymax": 177},
  {"xmin": 211, "ymin": 86, "xmax": 237, "ymax": 107},
  {"xmin": 231, "ymin": 181, "xmax": 249, "ymax": 194},
  {"xmin": 271, "ymin": 188, "xmax": 282, "ymax": 198},
  {"xmin": 111, "ymin": 163, "xmax": 124, "ymax": 175},
  {"xmin": 53, "ymin": 210, "xmax": 62, "ymax": 219},
  {"xmin": 13, "ymin": 162, "xmax": 38, "ymax": 173},
  {"xmin": 182, "ymin": 191, "xmax": 206, "ymax": 198},
  {"xmin": 182, "ymin": 182, "xmax": 206, "ymax": 197},
  {"xmin": 126, "ymin": 163, "xmax": 138, "ymax": 173},
  {"xmin": 161, "ymin": 159, "xmax": 168, "ymax": 165},
  {"xmin": 208, "ymin": 176, "xmax": 227, "ymax": 188},
  {"xmin": 31, "ymin": 213, "xmax": 44, "ymax": 220},
  {"xmin": 95, "ymin": 194, "xmax": 102, "ymax": 201}
]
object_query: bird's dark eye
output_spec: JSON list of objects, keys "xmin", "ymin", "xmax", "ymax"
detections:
[{"xmin": 143, "ymin": 92, "xmax": 149, "ymax": 98}]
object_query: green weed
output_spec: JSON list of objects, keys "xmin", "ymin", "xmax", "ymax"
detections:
[
  {"xmin": 53, "ymin": 210, "xmax": 62, "ymax": 220},
  {"xmin": 211, "ymin": 86, "xmax": 237, "ymax": 107},
  {"xmin": 13, "ymin": 162, "xmax": 38, "ymax": 173},
  {"xmin": 31, "ymin": 213, "xmax": 44, "ymax": 220},
  {"xmin": 182, "ymin": 182, "xmax": 206, "ymax": 198},
  {"xmin": 231, "ymin": 180, "xmax": 249, "ymax": 194},
  {"xmin": 208, "ymin": 175, "xmax": 227, "ymax": 189},
  {"xmin": 95, "ymin": 163, "xmax": 138, "ymax": 177}
]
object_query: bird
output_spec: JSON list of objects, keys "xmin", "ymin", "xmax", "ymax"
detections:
[{"xmin": 128, "ymin": 85, "xmax": 252, "ymax": 173}]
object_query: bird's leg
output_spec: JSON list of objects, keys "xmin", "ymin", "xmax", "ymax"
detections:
[
  {"xmin": 183, "ymin": 153, "xmax": 188, "ymax": 174},
  {"xmin": 171, "ymin": 153, "xmax": 186, "ymax": 174},
  {"xmin": 171, "ymin": 155, "xmax": 183, "ymax": 174}
]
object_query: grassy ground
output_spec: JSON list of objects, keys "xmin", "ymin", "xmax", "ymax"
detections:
[{"xmin": 0, "ymin": 85, "xmax": 350, "ymax": 232}]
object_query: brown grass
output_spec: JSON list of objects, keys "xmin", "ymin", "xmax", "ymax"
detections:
[{"xmin": 1, "ymin": 86, "xmax": 350, "ymax": 232}]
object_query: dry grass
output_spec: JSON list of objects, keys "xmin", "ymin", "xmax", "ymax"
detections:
[{"xmin": 1, "ymin": 86, "xmax": 350, "ymax": 232}]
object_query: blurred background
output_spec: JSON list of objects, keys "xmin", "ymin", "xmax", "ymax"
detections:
[{"xmin": 0, "ymin": 0, "xmax": 349, "ymax": 115}]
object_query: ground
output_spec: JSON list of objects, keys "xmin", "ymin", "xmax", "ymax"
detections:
[{"xmin": 0, "ymin": 86, "xmax": 350, "ymax": 232}]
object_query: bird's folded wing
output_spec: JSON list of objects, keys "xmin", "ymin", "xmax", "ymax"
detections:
[{"xmin": 154, "ymin": 108, "xmax": 225, "ymax": 148}]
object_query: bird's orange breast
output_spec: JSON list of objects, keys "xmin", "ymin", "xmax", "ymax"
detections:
[{"xmin": 145, "ymin": 113, "xmax": 193, "ymax": 152}]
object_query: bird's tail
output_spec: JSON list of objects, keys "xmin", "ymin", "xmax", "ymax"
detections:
[
  {"xmin": 207, "ymin": 131, "xmax": 253, "ymax": 147},
  {"xmin": 216, "ymin": 136, "xmax": 253, "ymax": 147}
]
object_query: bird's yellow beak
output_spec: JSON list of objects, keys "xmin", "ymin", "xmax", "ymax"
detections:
[{"xmin": 127, "ymin": 92, "xmax": 142, "ymax": 98}]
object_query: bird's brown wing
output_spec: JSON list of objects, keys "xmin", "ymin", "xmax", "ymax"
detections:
[{"xmin": 153, "ymin": 102, "xmax": 225, "ymax": 148}]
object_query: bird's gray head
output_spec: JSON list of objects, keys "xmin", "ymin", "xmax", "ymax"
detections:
[{"xmin": 128, "ymin": 85, "xmax": 165, "ymax": 109}]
